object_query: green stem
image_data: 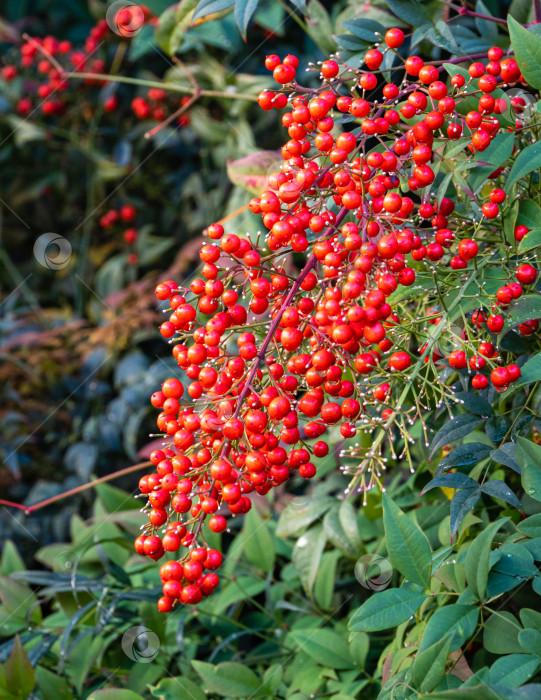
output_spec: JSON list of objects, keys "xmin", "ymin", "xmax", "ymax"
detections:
[{"xmin": 67, "ymin": 72, "xmax": 259, "ymax": 101}]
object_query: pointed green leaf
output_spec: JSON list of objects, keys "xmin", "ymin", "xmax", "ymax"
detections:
[
  {"xmin": 287, "ymin": 629, "xmax": 354, "ymax": 669},
  {"xmin": 519, "ymin": 629, "xmax": 541, "ymax": 655},
  {"xmin": 383, "ymin": 494, "xmax": 432, "ymax": 588},
  {"xmin": 506, "ymin": 140, "xmax": 541, "ymax": 192},
  {"xmin": 6, "ymin": 636, "xmax": 34, "ymax": 700},
  {"xmin": 517, "ymin": 437, "xmax": 541, "ymax": 502},
  {"xmin": 292, "ymin": 525, "xmax": 326, "ymax": 596},
  {"xmin": 508, "ymin": 15, "xmax": 541, "ymax": 89},
  {"xmin": 450, "ymin": 488, "xmax": 480, "ymax": 537},
  {"xmin": 348, "ymin": 588, "xmax": 428, "ymax": 632},
  {"xmin": 429, "ymin": 416, "xmax": 484, "ymax": 459},
  {"xmin": 412, "ymin": 635, "xmax": 452, "ymax": 693},
  {"xmin": 242, "ymin": 508, "xmax": 275, "ymax": 573},
  {"xmin": 465, "ymin": 517, "xmax": 508, "ymax": 600},
  {"xmin": 192, "ymin": 661, "xmax": 270, "ymax": 697}
]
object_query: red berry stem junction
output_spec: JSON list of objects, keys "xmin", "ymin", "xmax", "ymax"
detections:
[{"xmin": 135, "ymin": 35, "xmax": 540, "ymax": 611}]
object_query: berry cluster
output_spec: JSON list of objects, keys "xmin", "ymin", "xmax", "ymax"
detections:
[{"xmin": 138, "ymin": 37, "xmax": 539, "ymax": 611}]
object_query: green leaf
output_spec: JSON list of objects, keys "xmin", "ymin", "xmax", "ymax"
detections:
[
  {"xmin": 323, "ymin": 505, "xmax": 360, "ymax": 558},
  {"xmin": 276, "ymin": 497, "xmax": 334, "ymax": 538},
  {"xmin": 0, "ymin": 542, "xmax": 25, "ymax": 576},
  {"xmin": 193, "ymin": 0, "xmax": 234, "ymax": 22},
  {"xmin": 242, "ymin": 508, "xmax": 275, "ymax": 573},
  {"xmin": 348, "ymin": 588, "xmax": 428, "ymax": 632},
  {"xmin": 512, "ymin": 353, "xmax": 541, "ymax": 388},
  {"xmin": 469, "ymin": 132, "xmax": 515, "ymax": 192},
  {"xmin": 429, "ymin": 416, "xmax": 485, "ymax": 460},
  {"xmin": 510, "ymin": 0, "xmax": 534, "ymax": 22},
  {"xmin": 0, "ymin": 576, "xmax": 41, "ymax": 625},
  {"xmin": 6, "ymin": 636, "xmax": 34, "ymax": 700},
  {"xmin": 150, "ymin": 677, "xmax": 207, "ymax": 700},
  {"xmin": 338, "ymin": 500, "xmax": 362, "ymax": 553},
  {"xmin": 502, "ymin": 296, "xmax": 541, "ymax": 334},
  {"xmin": 419, "ymin": 605, "xmax": 479, "ymax": 653},
  {"xmin": 262, "ymin": 665, "xmax": 282, "ymax": 695},
  {"xmin": 287, "ymin": 629, "xmax": 354, "ymax": 669},
  {"xmin": 383, "ymin": 494, "xmax": 432, "ymax": 588},
  {"xmin": 423, "ymin": 473, "xmax": 479, "ymax": 493},
  {"xmin": 484, "ymin": 611, "xmax": 522, "ymax": 654},
  {"xmin": 521, "ymin": 608, "xmax": 541, "ymax": 630},
  {"xmin": 465, "ymin": 517, "xmax": 508, "ymax": 600},
  {"xmin": 518, "ymin": 513, "xmax": 541, "ymax": 538},
  {"xmin": 519, "ymin": 229, "xmax": 541, "ymax": 253},
  {"xmin": 480, "ymin": 480, "xmax": 522, "ymax": 510},
  {"xmin": 226, "ymin": 150, "xmax": 281, "ymax": 196},
  {"xmin": 517, "ymin": 199, "xmax": 541, "ymax": 229},
  {"xmin": 88, "ymin": 692, "xmax": 144, "ymax": 700},
  {"xmin": 508, "ymin": 16, "xmax": 541, "ymax": 89},
  {"xmin": 234, "ymin": 0, "xmax": 258, "ymax": 37},
  {"xmin": 341, "ymin": 19, "xmax": 384, "ymax": 43},
  {"xmin": 519, "ymin": 629, "xmax": 541, "ymax": 655},
  {"xmin": 411, "ymin": 635, "xmax": 452, "ymax": 693},
  {"xmin": 305, "ymin": 0, "xmax": 336, "ymax": 54},
  {"xmin": 384, "ymin": 0, "xmax": 433, "ymax": 25},
  {"xmin": 292, "ymin": 524, "xmax": 326, "ymax": 597},
  {"xmin": 490, "ymin": 443, "xmax": 520, "ymax": 473},
  {"xmin": 436, "ymin": 443, "xmax": 492, "ymax": 474},
  {"xmin": 418, "ymin": 686, "xmax": 540, "ymax": 700},
  {"xmin": 348, "ymin": 631, "xmax": 369, "ymax": 669},
  {"xmin": 314, "ymin": 549, "xmax": 340, "ymax": 611},
  {"xmin": 450, "ymin": 488, "xmax": 480, "ymax": 537},
  {"xmin": 209, "ymin": 576, "xmax": 266, "ymax": 615},
  {"xmin": 34, "ymin": 667, "xmax": 72, "ymax": 700},
  {"xmin": 453, "ymin": 392, "xmax": 494, "ymax": 417},
  {"xmin": 506, "ymin": 140, "xmax": 541, "ymax": 192},
  {"xmin": 192, "ymin": 661, "xmax": 269, "ymax": 697},
  {"xmin": 489, "ymin": 654, "xmax": 540, "ymax": 688},
  {"xmin": 517, "ymin": 437, "xmax": 541, "ymax": 502}
]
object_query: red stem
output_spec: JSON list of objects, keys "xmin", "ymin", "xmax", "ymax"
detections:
[{"xmin": 0, "ymin": 461, "xmax": 151, "ymax": 515}]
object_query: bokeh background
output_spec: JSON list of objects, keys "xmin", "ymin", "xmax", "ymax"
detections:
[{"xmin": 1, "ymin": 2, "xmax": 539, "ymax": 698}]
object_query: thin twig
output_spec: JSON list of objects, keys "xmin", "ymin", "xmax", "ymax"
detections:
[{"xmin": 0, "ymin": 461, "xmax": 151, "ymax": 515}]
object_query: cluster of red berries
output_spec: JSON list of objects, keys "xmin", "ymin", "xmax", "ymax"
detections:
[
  {"xmin": 98, "ymin": 204, "xmax": 139, "ymax": 265},
  {"xmin": 138, "ymin": 38, "xmax": 539, "ymax": 611}
]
